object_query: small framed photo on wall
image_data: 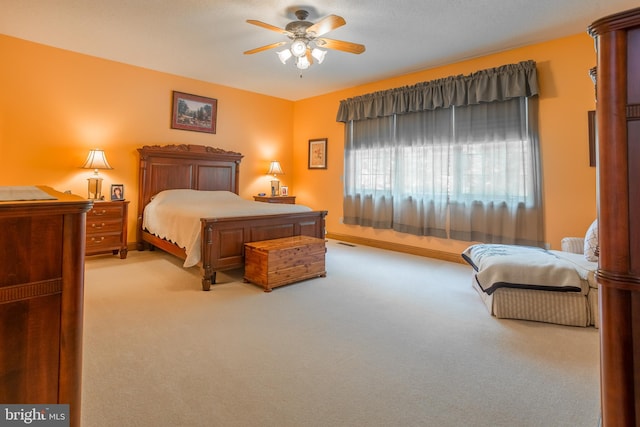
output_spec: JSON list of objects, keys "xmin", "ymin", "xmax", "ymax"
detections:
[
  {"xmin": 308, "ymin": 138, "xmax": 327, "ymax": 169},
  {"xmin": 111, "ymin": 184, "xmax": 124, "ymax": 201}
]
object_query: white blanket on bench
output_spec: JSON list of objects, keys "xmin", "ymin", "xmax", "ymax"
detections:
[{"xmin": 461, "ymin": 244, "xmax": 587, "ymax": 295}]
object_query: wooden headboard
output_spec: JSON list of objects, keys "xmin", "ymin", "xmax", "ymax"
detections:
[{"xmin": 137, "ymin": 144, "xmax": 243, "ymax": 225}]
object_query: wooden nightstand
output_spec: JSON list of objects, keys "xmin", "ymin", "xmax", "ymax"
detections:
[
  {"xmin": 253, "ymin": 195, "xmax": 296, "ymax": 204},
  {"xmin": 86, "ymin": 200, "xmax": 129, "ymax": 258}
]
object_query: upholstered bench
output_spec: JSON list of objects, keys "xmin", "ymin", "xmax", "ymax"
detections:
[{"xmin": 466, "ymin": 221, "xmax": 600, "ymax": 328}]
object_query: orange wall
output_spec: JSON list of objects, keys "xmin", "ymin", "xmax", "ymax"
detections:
[
  {"xmin": 294, "ymin": 33, "xmax": 598, "ymax": 252},
  {"xmin": 1, "ymin": 32, "xmax": 597, "ymax": 254},
  {"xmin": 0, "ymin": 34, "xmax": 295, "ymax": 238}
]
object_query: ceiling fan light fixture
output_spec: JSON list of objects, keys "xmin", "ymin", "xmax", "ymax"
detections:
[
  {"xmin": 290, "ymin": 39, "xmax": 307, "ymax": 57},
  {"xmin": 296, "ymin": 55, "xmax": 310, "ymax": 70},
  {"xmin": 277, "ymin": 49, "xmax": 292, "ymax": 64},
  {"xmin": 311, "ymin": 48, "xmax": 326, "ymax": 64},
  {"xmin": 245, "ymin": 10, "xmax": 364, "ymax": 73}
]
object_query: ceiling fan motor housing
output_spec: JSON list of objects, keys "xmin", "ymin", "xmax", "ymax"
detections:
[{"xmin": 285, "ymin": 17, "xmax": 314, "ymax": 38}]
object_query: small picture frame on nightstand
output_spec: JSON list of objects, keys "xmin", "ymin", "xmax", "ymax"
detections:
[
  {"xmin": 280, "ymin": 186, "xmax": 289, "ymax": 196},
  {"xmin": 111, "ymin": 184, "xmax": 124, "ymax": 201}
]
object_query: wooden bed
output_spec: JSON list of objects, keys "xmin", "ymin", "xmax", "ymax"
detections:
[{"xmin": 136, "ymin": 144, "xmax": 327, "ymax": 291}]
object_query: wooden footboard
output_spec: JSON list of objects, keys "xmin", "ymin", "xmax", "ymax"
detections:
[{"xmin": 199, "ymin": 210, "xmax": 327, "ymax": 290}]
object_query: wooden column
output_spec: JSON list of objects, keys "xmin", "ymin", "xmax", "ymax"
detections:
[{"xmin": 589, "ymin": 7, "xmax": 640, "ymax": 426}]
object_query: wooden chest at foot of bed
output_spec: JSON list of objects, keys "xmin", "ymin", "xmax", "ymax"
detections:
[{"xmin": 244, "ymin": 236, "xmax": 326, "ymax": 292}]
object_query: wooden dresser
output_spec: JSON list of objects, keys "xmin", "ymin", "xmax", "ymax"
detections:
[
  {"xmin": 0, "ymin": 186, "xmax": 91, "ymax": 427},
  {"xmin": 86, "ymin": 200, "xmax": 129, "ymax": 258},
  {"xmin": 589, "ymin": 7, "xmax": 640, "ymax": 425}
]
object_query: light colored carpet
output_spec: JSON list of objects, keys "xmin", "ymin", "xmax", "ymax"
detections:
[{"xmin": 81, "ymin": 239, "xmax": 600, "ymax": 427}]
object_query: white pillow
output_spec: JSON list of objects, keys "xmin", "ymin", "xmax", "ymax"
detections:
[
  {"xmin": 584, "ymin": 219, "xmax": 599, "ymax": 262},
  {"xmin": 151, "ymin": 189, "xmax": 239, "ymax": 205}
]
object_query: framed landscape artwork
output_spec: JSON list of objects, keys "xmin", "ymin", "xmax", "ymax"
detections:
[{"xmin": 171, "ymin": 91, "xmax": 217, "ymax": 134}]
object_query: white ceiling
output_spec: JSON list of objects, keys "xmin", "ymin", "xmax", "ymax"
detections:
[{"xmin": 1, "ymin": 1, "xmax": 637, "ymax": 101}]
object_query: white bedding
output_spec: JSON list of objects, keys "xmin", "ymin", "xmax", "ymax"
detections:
[
  {"xmin": 143, "ymin": 189, "xmax": 312, "ymax": 267},
  {"xmin": 461, "ymin": 244, "xmax": 592, "ymax": 295},
  {"xmin": 549, "ymin": 250, "xmax": 598, "ymax": 288}
]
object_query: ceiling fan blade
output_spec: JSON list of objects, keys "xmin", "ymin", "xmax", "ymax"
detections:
[
  {"xmin": 244, "ymin": 41, "xmax": 287, "ymax": 55},
  {"xmin": 316, "ymin": 38, "xmax": 366, "ymax": 54},
  {"xmin": 306, "ymin": 15, "xmax": 346, "ymax": 37},
  {"xmin": 246, "ymin": 20, "xmax": 293, "ymax": 37}
]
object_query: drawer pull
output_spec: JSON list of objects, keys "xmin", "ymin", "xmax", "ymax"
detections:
[
  {"xmin": 91, "ymin": 223, "xmax": 106, "ymax": 229},
  {"xmin": 90, "ymin": 237, "xmax": 105, "ymax": 244},
  {"xmin": 92, "ymin": 209, "xmax": 107, "ymax": 216}
]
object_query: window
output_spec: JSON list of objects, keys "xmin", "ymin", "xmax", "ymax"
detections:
[{"xmin": 342, "ymin": 93, "xmax": 543, "ymax": 246}]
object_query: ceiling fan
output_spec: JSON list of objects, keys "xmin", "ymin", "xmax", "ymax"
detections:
[{"xmin": 244, "ymin": 9, "xmax": 365, "ymax": 70}]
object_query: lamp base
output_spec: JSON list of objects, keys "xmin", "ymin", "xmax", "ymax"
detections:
[
  {"xmin": 270, "ymin": 179, "xmax": 280, "ymax": 196},
  {"xmin": 87, "ymin": 177, "xmax": 104, "ymax": 200}
]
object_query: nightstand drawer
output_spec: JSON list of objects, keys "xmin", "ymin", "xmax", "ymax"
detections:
[
  {"xmin": 87, "ymin": 220, "xmax": 122, "ymax": 233},
  {"xmin": 88, "ymin": 204, "xmax": 124, "ymax": 219},
  {"xmin": 86, "ymin": 233, "xmax": 124, "ymax": 249},
  {"xmin": 253, "ymin": 195, "xmax": 296, "ymax": 204}
]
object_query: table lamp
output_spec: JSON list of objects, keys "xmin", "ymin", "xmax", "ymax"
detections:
[
  {"xmin": 82, "ymin": 148, "xmax": 113, "ymax": 200},
  {"xmin": 267, "ymin": 161, "xmax": 284, "ymax": 196}
]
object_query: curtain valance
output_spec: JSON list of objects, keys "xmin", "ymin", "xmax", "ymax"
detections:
[{"xmin": 336, "ymin": 60, "xmax": 538, "ymax": 122}]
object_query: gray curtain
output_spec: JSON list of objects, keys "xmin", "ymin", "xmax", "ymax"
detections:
[
  {"xmin": 339, "ymin": 60, "xmax": 544, "ymax": 247},
  {"xmin": 447, "ymin": 97, "xmax": 544, "ymax": 246},
  {"xmin": 342, "ymin": 115, "xmax": 395, "ymax": 229},
  {"xmin": 336, "ymin": 60, "xmax": 538, "ymax": 122}
]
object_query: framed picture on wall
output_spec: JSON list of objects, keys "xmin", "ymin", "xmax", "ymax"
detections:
[
  {"xmin": 111, "ymin": 184, "xmax": 124, "ymax": 201},
  {"xmin": 308, "ymin": 138, "xmax": 327, "ymax": 169},
  {"xmin": 171, "ymin": 91, "xmax": 217, "ymax": 134}
]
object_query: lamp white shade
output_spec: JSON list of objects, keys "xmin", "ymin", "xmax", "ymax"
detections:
[
  {"xmin": 82, "ymin": 149, "xmax": 113, "ymax": 171},
  {"xmin": 267, "ymin": 161, "xmax": 284, "ymax": 176}
]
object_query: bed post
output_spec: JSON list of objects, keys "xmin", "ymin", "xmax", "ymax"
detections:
[
  {"xmin": 201, "ymin": 222, "xmax": 215, "ymax": 291},
  {"xmin": 136, "ymin": 151, "xmax": 149, "ymax": 251}
]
